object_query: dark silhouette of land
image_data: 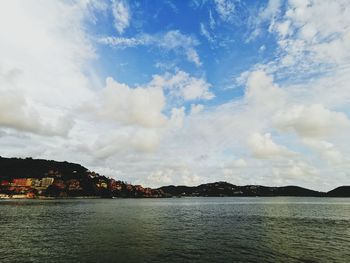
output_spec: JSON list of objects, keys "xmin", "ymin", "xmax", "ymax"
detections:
[
  {"xmin": 326, "ymin": 186, "xmax": 350, "ymax": 197},
  {"xmin": 158, "ymin": 183, "xmax": 325, "ymax": 197},
  {"xmin": 0, "ymin": 156, "xmax": 349, "ymax": 198}
]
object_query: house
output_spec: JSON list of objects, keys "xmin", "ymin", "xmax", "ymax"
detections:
[
  {"xmin": 109, "ymin": 180, "xmax": 123, "ymax": 191},
  {"xmin": 31, "ymin": 179, "xmax": 41, "ymax": 187},
  {"xmin": 0, "ymin": 180, "xmax": 9, "ymax": 186},
  {"xmin": 96, "ymin": 180, "xmax": 108, "ymax": 189},
  {"xmin": 53, "ymin": 179, "xmax": 66, "ymax": 189},
  {"xmin": 66, "ymin": 179, "xmax": 82, "ymax": 191},
  {"xmin": 12, "ymin": 178, "xmax": 32, "ymax": 187},
  {"xmin": 41, "ymin": 177, "xmax": 54, "ymax": 188}
]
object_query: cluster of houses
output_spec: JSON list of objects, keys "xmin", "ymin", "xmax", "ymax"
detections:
[
  {"xmin": 0, "ymin": 174, "xmax": 82, "ymax": 198},
  {"xmin": 109, "ymin": 178, "xmax": 165, "ymax": 198},
  {"xmin": 0, "ymin": 170, "xmax": 164, "ymax": 199}
]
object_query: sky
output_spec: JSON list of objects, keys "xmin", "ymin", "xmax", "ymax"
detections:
[{"xmin": 1, "ymin": 0, "xmax": 350, "ymax": 190}]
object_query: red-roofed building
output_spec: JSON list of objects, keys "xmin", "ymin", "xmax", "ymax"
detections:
[
  {"xmin": 1, "ymin": 180, "xmax": 9, "ymax": 186},
  {"xmin": 12, "ymin": 178, "xmax": 32, "ymax": 187}
]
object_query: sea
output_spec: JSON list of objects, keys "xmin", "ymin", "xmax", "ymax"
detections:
[{"xmin": 0, "ymin": 197, "xmax": 349, "ymax": 263}]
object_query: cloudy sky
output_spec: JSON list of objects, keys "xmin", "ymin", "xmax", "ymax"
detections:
[{"xmin": 1, "ymin": 0, "xmax": 350, "ymax": 190}]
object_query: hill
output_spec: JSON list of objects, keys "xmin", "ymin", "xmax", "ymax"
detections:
[
  {"xmin": 159, "ymin": 182, "xmax": 324, "ymax": 197},
  {"xmin": 0, "ymin": 156, "xmax": 164, "ymax": 198},
  {"xmin": 327, "ymin": 186, "xmax": 350, "ymax": 197}
]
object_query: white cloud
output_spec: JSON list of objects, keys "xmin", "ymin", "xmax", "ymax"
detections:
[
  {"xmin": 190, "ymin": 104, "xmax": 204, "ymax": 115},
  {"xmin": 248, "ymin": 133, "xmax": 295, "ymax": 159},
  {"xmin": 99, "ymin": 30, "xmax": 202, "ymax": 66},
  {"xmin": 269, "ymin": 0, "xmax": 350, "ymax": 73},
  {"xmin": 150, "ymin": 71, "xmax": 214, "ymax": 101},
  {"xmin": 98, "ymin": 36, "xmax": 144, "ymax": 47},
  {"xmin": 260, "ymin": 0, "xmax": 281, "ymax": 21},
  {"xmin": 302, "ymin": 139, "xmax": 349, "ymax": 165},
  {"xmin": 182, "ymin": 171, "xmax": 201, "ymax": 186},
  {"xmin": 214, "ymin": 0, "xmax": 235, "ymax": 22},
  {"xmin": 186, "ymin": 48, "xmax": 202, "ymax": 67},
  {"xmin": 272, "ymin": 160, "xmax": 319, "ymax": 181},
  {"xmin": 273, "ymin": 104, "xmax": 350, "ymax": 138},
  {"xmin": 79, "ymin": 70, "xmax": 212, "ymax": 159},
  {"xmin": 275, "ymin": 20, "xmax": 291, "ymax": 38},
  {"xmin": 200, "ymin": 23, "xmax": 214, "ymax": 43},
  {"xmin": 170, "ymin": 107, "xmax": 186, "ymax": 129},
  {"xmin": 131, "ymin": 129, "xmax": 162, "ymax": 153},
  {"xmin": 0, "ymin": 0, "xmax": 95, "ymax": 136},
  {"xmin": 209, "ymin": 9, "xmax": 216, "ymax": 29},
  {"xmin": 226, "ymin": 158, "xmax": 247, "ymax": 168},
  {"xmin": 245, "ymin": 70, "xmax": 285, "ymax": 110},
  {"xmin": 246, "ymin": 0, "xmax": 282, "ymax": 41},
  {"xmin": 147, "ymin": 170, "xmax": 173, "ymax": 187},
  {"xmin": 93, "ymin": 77, "xmax": 167, "ymax": 128},
  {"xmin": 0, "ymin": 91, "xmax": 73, "ymax": 136},
  {"xmin": 111, "ymin": 0, "xmax": 130, "ymax": 34}
]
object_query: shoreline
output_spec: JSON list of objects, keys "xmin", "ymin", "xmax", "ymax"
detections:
[{"xmin": 1, "ymin": 195, "xmax": 349, "ymax": 200}]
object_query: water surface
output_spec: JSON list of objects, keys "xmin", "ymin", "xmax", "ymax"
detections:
[{"xmin": 0, "ymin": 197, "xmax": 349, "ymax": 262}]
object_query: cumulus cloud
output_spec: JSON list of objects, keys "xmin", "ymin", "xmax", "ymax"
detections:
[
  {"xmin": 150, "ymin": 71, "xmax": 214, "ymax": 101},
  {"xmin": 272, "ymin": 160, "xmax": 319, "ymax": 181},
  {"xmin": 147, "ymin": 170, "xmax": 173, "ymax": 187},
  {"xmin": 245, "ymin": 70, "xmax": 285, "ymax": 110},
  {"xmin": 0, "ymin": 92, "xmax": 73, "ymax": 136},
  {"xmin": 273, "ymin": 104, "xmax": 350, "ymax": 138},
  {"xmin": 248, "ymin": 133, "xmax": 295, "ymax": 159},
  {"xmin": 86, "ymin": 70, "xmax": 212, "ymax": 130},
  {"xmin": 190, "ymin": 104, "xmax": 204, "ymax": 115},
  {"xmin": 79, "ymin": 70, "xmax": 212, "ymax": 159},
  {"xmin": 302, "ymin": 139, "xmax": 349, "ymax": 165},
  {"xmin": 170, "ymin": 107, "xmax": 185, "ymax": 129},
  {"xmin": 94, "ymin": 77, "xmax": 167, "ymax": 128},
  {"xmin": 0, "ymin": 0, "xmax": 95, "ymax": 136},
  {"xmin": 145, "ymin": 168, "xmax": 201, "ymax": 187},
  {"xmin": 181, "ymin": 171, "xmax": 201, "ymax": 186}
]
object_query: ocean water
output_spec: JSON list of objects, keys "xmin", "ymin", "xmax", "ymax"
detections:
[{"xmin": 0, "ymin": 197, "xmax": 349, "ymax": 263}]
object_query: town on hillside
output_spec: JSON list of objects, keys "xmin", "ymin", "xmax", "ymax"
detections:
[
  {"xmin": 0, "ymin": 157, "xmax": 165, "ymax": 199},
  {"xmin": 0, "ymin": 171, "xmax": 165, "ymax": 199}
]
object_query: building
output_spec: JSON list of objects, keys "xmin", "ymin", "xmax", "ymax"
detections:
[
  {"xmin": 53, "ymin": 179, "xmax": 66, "ymax": 189},
  {"xmin": 12, "ymin": 178, "xmax": 32, "ymax": 187},
  {"xmin": 0, "ymin": 180, "xmax": 9, "ymax": 186},
  {"xmin": 31, "ymin": 179, "xmax": 41, "ymax": 187},
  {"xmin": 66, "ymin": 179, "xmax": 81, "ymax": 191},
  {"xmin": 109, "ymin": 180, "xmax": 123, "ymax": 191},
  {"xmin": 41, "ymin": 177, "xmax": 54, "ymax": 188},
  {"xmin": 96, "ymin": 180, "xmax": 108, "ymax": 189}
]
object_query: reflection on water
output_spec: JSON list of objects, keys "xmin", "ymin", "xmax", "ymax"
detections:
[{"xmin": 0, "ymin": 197, "xmax": 349, "ymax": 263}]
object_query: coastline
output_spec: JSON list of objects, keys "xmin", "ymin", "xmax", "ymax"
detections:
[{"xmin": 1, "ymin": 195, "xmax": 349, "ymax": 200}]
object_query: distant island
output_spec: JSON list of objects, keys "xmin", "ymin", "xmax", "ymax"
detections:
[{"xmin": 0, "ymin": 157, "xmax": 349, "ymax": 198}]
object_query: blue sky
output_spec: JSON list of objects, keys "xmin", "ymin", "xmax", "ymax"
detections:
[
  {"xmin": 90, "ymin": 0, "xmax": 281, "ymax": 106},
  {"xmin": 1, "ymin": 0, "xmax": 350, "ymax": 190}
]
